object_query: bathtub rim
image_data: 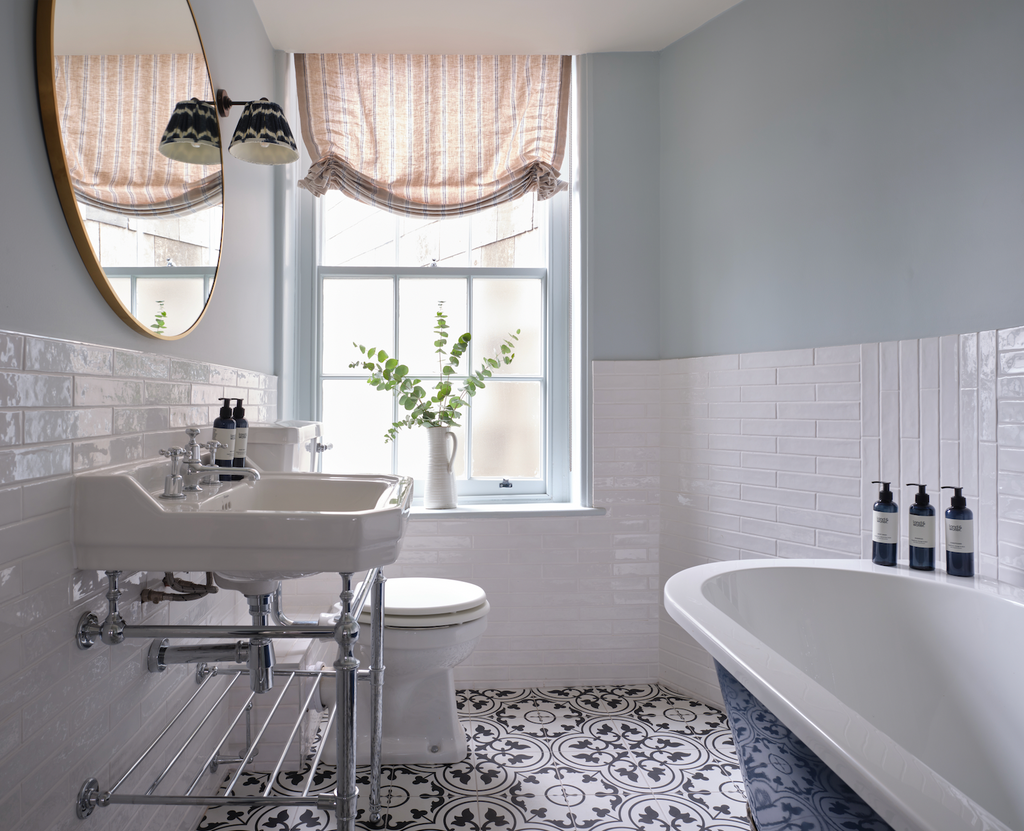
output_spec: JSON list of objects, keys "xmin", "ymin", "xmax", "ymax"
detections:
[{"xmin": 664, "ymin": 558, "xmax": 1018, "ymax": 831}]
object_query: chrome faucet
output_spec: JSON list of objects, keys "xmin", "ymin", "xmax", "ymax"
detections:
[{"xmin": 159, "ymin": 429, "xmax": 261, "ymax": 499}]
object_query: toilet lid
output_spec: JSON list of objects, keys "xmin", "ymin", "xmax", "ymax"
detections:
[{"xmin": 352, "ymin": 577, "xmax": 489, "ymax": 628}]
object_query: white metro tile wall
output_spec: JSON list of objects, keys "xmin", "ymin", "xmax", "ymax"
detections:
[
  {"xmin": 658, "ymin": 329, "xmax": 1024, "ymax": 706},
  {"xmin": 0, "ymin": 328, "xmax": 276, "ymax": 831},
  {"xmin": 283, "ymin": 360, "xmax": 665, "ymax": 690}
]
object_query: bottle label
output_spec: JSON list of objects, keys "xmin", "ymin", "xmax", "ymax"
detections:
[
  {"xmin": 213, "ymin": 426, "xmax": 235, "ymax": 462},
  {"xmin": 908, "ymin": 514, "xmax": 936, "ymax": 548},
  {"xmin": 945, "ymin": 518, "xmax": 974, "ymax": 553},
  {"xmin": 872, "ymin": 510, "xmax": 897, "ymax": 544},
  {"xmin": 234, "ymin": 427, "xmax": 248, "ymax": 460}
]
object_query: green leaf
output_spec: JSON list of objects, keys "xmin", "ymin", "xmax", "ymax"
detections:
[
  {"xmin": 377, "ymin": 350, "xmax": 388, "ymax": 362},
  {"xmin": 385, "ymin": 358, "xmax": 398, "ymax": 370},
  {"xmin": 442, "ymin": 365, "xmax": 454, "ymax": 375},
  {"xmin": 367, "ymin": 347, "xmax": 376, "ymax": 359}
]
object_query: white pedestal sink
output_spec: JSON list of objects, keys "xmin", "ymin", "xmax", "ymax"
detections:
[{"xmin": 73, "ymin": 456, "xmax": 413, "ymax": 584}]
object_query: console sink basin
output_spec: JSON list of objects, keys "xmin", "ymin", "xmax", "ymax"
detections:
[{"xmin": 73, "ymin": 456, "xmax": 413, "ymax": 581}]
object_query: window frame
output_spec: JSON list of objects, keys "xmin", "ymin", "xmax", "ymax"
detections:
[
  {"xmin": 284, "ymin": 55, "xmax": 590, "ymax": 510},
  {"xmin": 313, "ymin": 192, "xmax": 571, "ymax": 504}
]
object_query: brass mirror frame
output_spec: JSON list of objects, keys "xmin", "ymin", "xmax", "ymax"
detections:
[{"xmin": 35, "ymin": 0, "xmax": 223, "ymax": 340}]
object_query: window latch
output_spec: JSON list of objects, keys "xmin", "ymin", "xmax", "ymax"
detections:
[{"xmin": 499, "ymin": 478, "xmax": 513, "ymax": 489}]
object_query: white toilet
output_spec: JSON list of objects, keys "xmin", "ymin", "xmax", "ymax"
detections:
[{"xmin": 301, "ymin": 577, "xmax": 489, "ymax": 766}]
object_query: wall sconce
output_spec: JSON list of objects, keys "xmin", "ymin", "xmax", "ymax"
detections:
[
  {"xmin": 159, "ymin": 91, "xmax": 299, "ymax": 166},
  {"xmin": 216, "ymin": 89, "xmax": 299, "ymax": 166},
  {"xmin": 158, "ymin": 98, "xmax": 220, "ymax": 165}
]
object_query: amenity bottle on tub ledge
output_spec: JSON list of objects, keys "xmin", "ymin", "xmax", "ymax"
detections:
[
  {"xmin": 871, "ymin": 480, "xmax": 898, "ymax": 566},
  {"xmin": 906, "ymin": 484, "xmax": 936, "ymax": 571},
  {"xmin": 942, "ymin": 486, "xmax": 974, "ymax": 577}
]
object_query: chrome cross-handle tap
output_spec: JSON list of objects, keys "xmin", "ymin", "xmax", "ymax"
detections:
[
  {"xmin": 182, "ymin": 428, "xmax": 204, "ymax": 491},
  {"xmin": 200, "ymin": 441, "xmax": 223, "ymax": 485},
  {"xmin": 159, "ymin": 447, "xmax": 187, "ymax": 500}
]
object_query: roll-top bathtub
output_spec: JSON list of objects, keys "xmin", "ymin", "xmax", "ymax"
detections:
[{"xmin": 664, "ymin": 560, "xmax": 1024, "ymax": 831}]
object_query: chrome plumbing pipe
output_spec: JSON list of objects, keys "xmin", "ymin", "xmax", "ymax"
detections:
[{"xmin": 148, "ymin": 640, "xmax": 247, "ymax": 673}]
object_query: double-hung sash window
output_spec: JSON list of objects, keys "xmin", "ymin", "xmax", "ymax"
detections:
[{"xmin": 316, "ymin": 187, "xmax": 569, "ymax": 501}]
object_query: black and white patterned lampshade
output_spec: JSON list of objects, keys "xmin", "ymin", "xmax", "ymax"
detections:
[
  {"xmin": 228, "ymin": 99, "xmax": 299, "ymax": 165},
  {"xmin": 158, "ymin": 98, "xmax": 221, "ymax": 165}
]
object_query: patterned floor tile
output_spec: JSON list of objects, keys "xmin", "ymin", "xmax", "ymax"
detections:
[{"xmin": 194, "ymin": 686, "xmax": 748, "ymax": 831}]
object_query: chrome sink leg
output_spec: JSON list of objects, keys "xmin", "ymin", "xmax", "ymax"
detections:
[
  {"xmin": 368, "ymin": 570, "xmax": 386, "ymax": 826},
  {"xmin": 335, "ymin": 574, "xmax": 360, "ymax": 831}
]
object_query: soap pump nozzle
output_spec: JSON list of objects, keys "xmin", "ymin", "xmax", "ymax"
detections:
[
  {"xmin": 218, "ymin": 397, "xmax": 233, "ymax": 419},
  {"xmin": 872, "ymin": 480, "xmax": 894, "ymax": 503},
  {"xmin": 906, "ymin": 483, "xmax": 930, "ymax": 507},
  {"xmin": 942, "ymin": 485, "xmax": 967, "ymax": 509}
]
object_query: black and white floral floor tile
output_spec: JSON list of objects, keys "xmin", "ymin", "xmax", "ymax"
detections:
[{"xmin": 196, "ymin": 685, "xmax": 749, "ymax": 831}]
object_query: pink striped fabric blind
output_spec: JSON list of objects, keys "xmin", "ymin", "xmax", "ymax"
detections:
[
  {"xmin": 54, "ymin": 54, "xmax": 221, "ymax": 217},
  {"xmin": 294, "ymin": 54, "xmax": 571, "ymax": 217}
]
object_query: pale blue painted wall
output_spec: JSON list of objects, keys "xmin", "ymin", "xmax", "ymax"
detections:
[
  {"xmin": 657, "ymin": 0, "xmax": 1024, "ymax": 358},
  {"xmin": 585, "ymin": 53, "xmax": 662, "ymax": 361}
]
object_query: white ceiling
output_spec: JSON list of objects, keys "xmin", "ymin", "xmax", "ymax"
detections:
[{"xmin": 252, "ymin": 0, "xmax": 746, "ymax": 55}]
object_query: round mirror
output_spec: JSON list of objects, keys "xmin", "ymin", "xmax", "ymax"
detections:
[{"xmin": 36, "ymin": 0, "xmax": 223, "ymax": 340}]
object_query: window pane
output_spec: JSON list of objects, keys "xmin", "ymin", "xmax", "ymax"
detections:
[
  {"xmin": 397, "ymin": 214, "xmax": 470, "ymax": 267},
  {"xmin": 395, "ymin": 422, "xmax": 466, "ymax": 481},
  {"xmin": 473, "ymin": 279, "xmax": 542, "ymax": 376},
  {"xmin": 109, "ymin": 277, "xmax": 131, "ymax": 309},
  {"xmin": 323, "ymin": 279, "xmax": 394, "ymax": 375},
  {"xmin": 323, "ymin": 192, "xmax": 395, "ymax": 266},
  {"xmin": 135, "ymin": 277, "xmax": 206, "ymax": 337},
  {"xmin": 471, "ymin": 193, "xmax": 546, "ymax": 268},
  {"xmin": 321, "ymin": 380, "xmax": 393, "ymax": 474},
  {"xmin": 471, "ymin": 381, "xmax": 542, "ymax": 478},
  {"xmin": 398, "ymin": 278, "xmax": 467, "ymax": 376}
]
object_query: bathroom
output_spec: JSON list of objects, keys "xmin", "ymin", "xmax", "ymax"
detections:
[{"xmin": 2, "ymin": 0, "xmax": 1023, "ymax": 828}]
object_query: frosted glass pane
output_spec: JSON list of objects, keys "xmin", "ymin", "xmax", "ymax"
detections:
[
  {"xmin": 471, "ymin": 382, "xmax": 541, "ymax": 478},
  {"xmin": 470, "ymin": 193, "xmax": 546, "ymax": 268},
  {"xmin": 397, "ymin": 214, "xmax": 470, "ymax": 267},
  {"xmin": 109, "ymin": 277, "xmax": 131, "ymax": 308},
  {"xmin": 398, "ymin": 279, "xmax": 467, "ymax": 376},
  {"xmin": 323, "ymin": 192, "xmax": 395, "ymax": 266},
  {"xmin": 473, "ymin": 279, "xmax": 542, "ymax": 376},
  {"xmin": 320, "ymin": 380, "xmax": 393, "ymax": 474},
  {"xmin": 323, "ymin": 280, "xmax": 394, "ymax": 375},
  {"xmin": 395, "ymin": 423, "xmax": 466, "ymax": 481},
  {"xmin": 135, "ymin": 277, "xmax": 206, "ymax": 337}
]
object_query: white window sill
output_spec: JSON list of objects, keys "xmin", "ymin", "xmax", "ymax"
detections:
[{"xmin": 409, "ymin": 503, "xmax": 605, "ymax": 520}]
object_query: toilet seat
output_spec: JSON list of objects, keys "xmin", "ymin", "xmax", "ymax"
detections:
[{"xmin": 346, "ymin": 577, "xmax": 490, "ymax": 628}]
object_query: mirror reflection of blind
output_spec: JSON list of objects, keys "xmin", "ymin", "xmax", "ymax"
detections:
[{"xmin": 54, "ymin": 53, "xmax": 222, "ymax": 217}]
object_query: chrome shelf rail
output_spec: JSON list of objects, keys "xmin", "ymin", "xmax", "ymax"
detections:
[{"xmin": 76, "ymin": 568, "xmax": 387, "ymax": 831}]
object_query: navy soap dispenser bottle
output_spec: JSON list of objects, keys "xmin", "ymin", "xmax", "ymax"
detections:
[
  {"xmin": 906, "ymin": 484, "xmax": 936, "ymax": 571},
  {"xmin": 941, "ymin": 486, "xmax": 974, "ymax": 577},
  {"xmin": 871, "ymin": 480, "xmax": 898, "ymax": 566},
  {"xmin": 231, "ymin": 399, "xmax": 249, "ymax": 481},
  {"xmin": 213, "ymin": 398, "xmax": 236, "ymax": 482}
]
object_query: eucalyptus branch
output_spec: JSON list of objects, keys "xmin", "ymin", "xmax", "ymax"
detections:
[{"xmin": 349, "ymin": 305, "xmax": 520, "ymax": 443}]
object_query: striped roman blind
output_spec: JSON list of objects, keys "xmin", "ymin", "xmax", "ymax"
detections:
[
  {"xmin": 294, "ymin": 54, "xmax": 571, "ymax": 217},
  {"xmin": 54, "ymin": 54, "xmax": 222, "ymax": 217}
]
